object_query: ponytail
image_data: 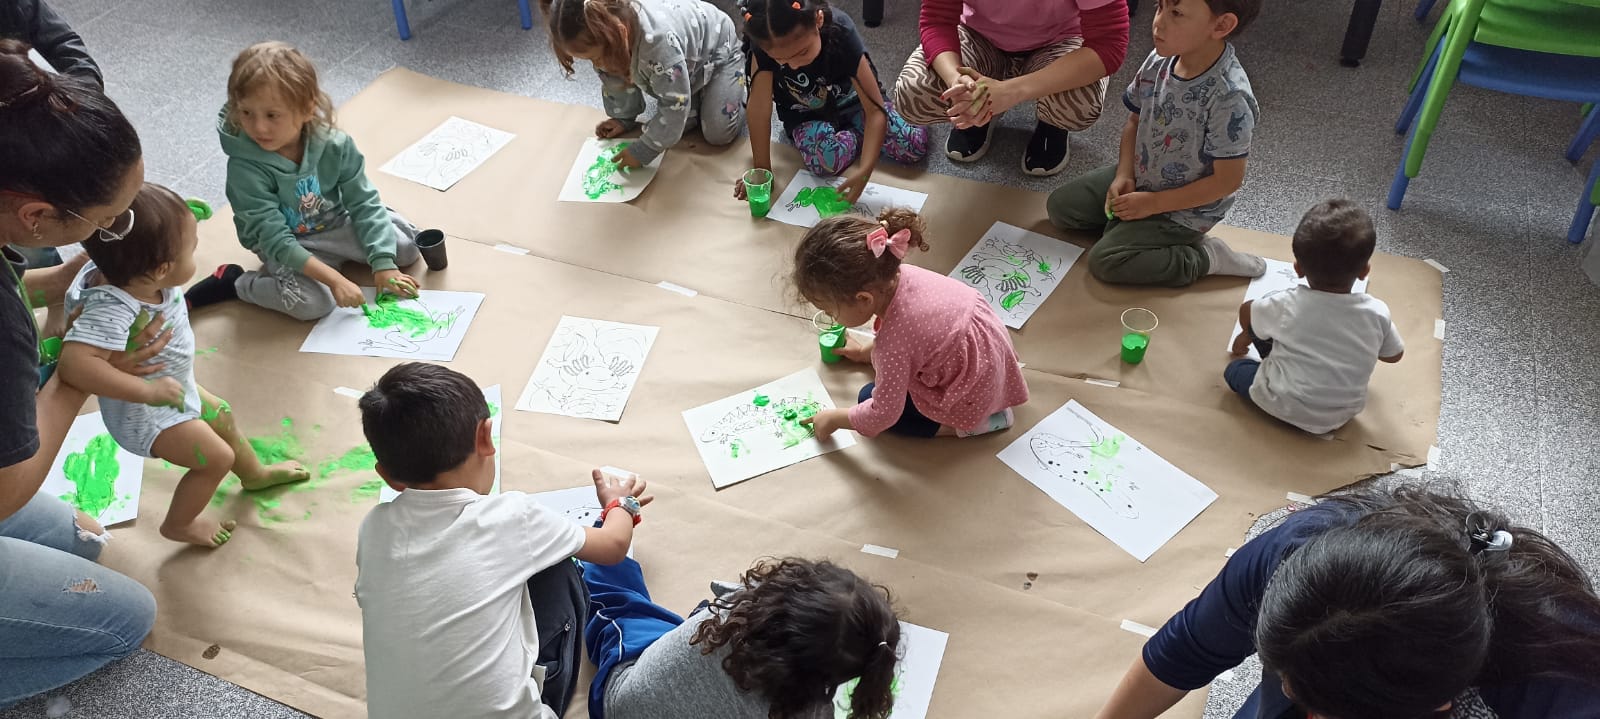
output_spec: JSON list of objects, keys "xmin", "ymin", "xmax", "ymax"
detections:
[
  {"xmin": 0, "ymin": 40, "xmax": 142, "ymax": 213},
  {"xmin": 844, "ymin": 629, "xmax": 901, "ymax": 719}
]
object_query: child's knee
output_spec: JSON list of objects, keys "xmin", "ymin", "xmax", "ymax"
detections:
[
  {"xmin": 800, "ymin": 134, "xmax": 859, "ymax": 176},
  {"xmin": 882, "ymin": 123, "xmax": 929, "ymax": 165},
  {"xmin": 282, "ymin": 290, "xmax": 337, "ymax": 322},
  {"xmin": 1086, "ymin": 243, "xmax": 1127, "ymax": 283},
  {"xmin": 394, "ymin": 241, "xmax": 421, "ymax": 268},
  {"xmin": 1045, "ymin": 184, "xmax": 1101, "ymax": 231},
  {"xmin": 857, "ymin": 383, "xmax": 876, "ymax": 404}
]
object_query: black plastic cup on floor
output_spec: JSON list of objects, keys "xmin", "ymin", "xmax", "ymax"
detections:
[{"xmin": 416, "ymin": 229, "xmax": 448, "ymax": 271}]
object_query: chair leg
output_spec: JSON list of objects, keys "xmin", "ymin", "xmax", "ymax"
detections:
[
  {"xmin": 1413, "ymin": 0, "xmax": 1437, "ymax": 21},
  {"xmin": 1389, "ymin": 132, "xmax": 1417, "ymax": 210},
  {"xmin": 1570, "ymin": 161, "xmax": 1600, "ymax": 245},
  {"xmin": 391, "ymin": 0, "xmax": 412, "ymax": 40},
  {"xmin": 1341, "ymin": 0, "xmax": 1384, "ymax": 67},
  {"xmin": 862, "ymin": 0, "xmax": 883, "ymax": 27},
  {"xmin": 1397, "ymin": 42, "xmax": 1441, "ymax": 134},
  {"xmin": 519, "ymin": 0, "xmax": 533, "ymax": 30},
  {"xmin": 1565, "ymin": 105, "xmax": 1600, "ymax": 164}
]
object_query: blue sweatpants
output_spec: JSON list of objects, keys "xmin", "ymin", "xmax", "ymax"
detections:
[{"xmin": 580, "ymin": 557, "xmax": 684, "ymax": 719}]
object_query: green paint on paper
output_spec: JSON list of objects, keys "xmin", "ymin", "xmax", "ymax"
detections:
[
  {"xmin": 1037, "ymin": 260, "xmax": 1053, "ymax": 273},
  {"xmin": 582, "ymin": 141, "xmax": 630, "ymax": 199},
  {"xmin": 1087, "ymin": 434, "xmax": 1125, "ymax": 492},
  {"xmin": 1001, "ymin": 290, "xmax": 1027, "ymax": 310},
  {"xmin": 252, "ymin": 493, "xmax": 284, "ymax": 524},
  {"xmin": 249, "ymin": 418, "xmax": 304, "ymax": 467},
  {"xmin": 209, "ymin": 477, "xmax": 240, "ymax": 508},
  {"xmin": 752, "ymin": 393, "xmax": 770, "ymax": 407},
  {"xmin": 777, "ymin": 399, "xmax": 822, "ymax": 448},
  {"xmin": 318, "ymin": 444, "xmax": 377, "ymax": 480},
  {"xmin": 729, "ymin": 439, "xmax": 744, "ymax": 458},
  {"xmin": 351, "ymin": 478, "xmax": 386, "ymax": 503},
  {"xmin": 362, "ymin": 292, "xmax": 456, "ymax": 338},
  {"xmin": 58, "ymin": 433, "xmax": 121, "ymax": 517},
  {"xmin": 1004, "ymin": 253, "xmax": 1026, "ymax": 267},
  {"xmin": 794, "ymin": 186, "xmax": 853, "ymax": 217},
  {"xmin": 1003, "ymin": 269, "xmax": 1028, "ymax": 285},
  {"xmin": 195, "ymin": 347, "xmax": 220, "ymax": 357},
  {"xmin": 487, "ymin": 400, "xmax": 500, "ymax": 418}
]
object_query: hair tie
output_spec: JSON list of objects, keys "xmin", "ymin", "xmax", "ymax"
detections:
[
  {"xmin": 0, "ymin": 83, "xmax": 43, "ymax": 109},
  {"xmin": 1466, "ymin": 512, "xmax": 1514, "ymax": 555},
  {"xmin": 792, "ymin": 1, "xmax": 802, "ymax": 8},
  {"xmin": 744, "ymin": 11, "xmax": 752, "ymax": 20},
  {"xmin": 866, "ymin": 226, "xmax": 911, "ymax": 260}
]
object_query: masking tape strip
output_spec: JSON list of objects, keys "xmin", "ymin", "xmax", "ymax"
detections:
[
  {"xmin": 1434, "ymin": 319, "xmax": 1445, "ymax": 340},
  {"xmin": 1120, "ymin": 619, "xmax": 1158, "ymax": 638},
  {"xmin": 492, "ymin": 243, "xmax": 530, "ymax": 255},
  {"xmin": 656, "ymin": 281, "xmax": 697, "ymax": 297},
  {"xmin": 1084, "ymin": 378, "xmax": 1121, "ymax": 388},
  {"xmin": 599, "ymin": 465, "xmax": 638, "ymax": 481},
  {"xmin": 1224, "ymin": 547, "xmax": 1237, "ymax": 558},
  {"xmin": 333, "ymin": 386, "xmax": 363, "ymax": 399},
  {"xmin": 1423, "ymin": 258, "xmax": 1449, "ymax": 273},
  {"xmin": 860, "ymin": 544, "xmax": 899, "ymax": 559},
  {"xmin": 1286, "ymin": 491, "xmax": 1317, "ymax": 505},
  {"xmin": 1427, "ymin": 445, "xmax": 1441, "ymax": 470}
]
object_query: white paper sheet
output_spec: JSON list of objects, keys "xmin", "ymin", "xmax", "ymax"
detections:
[
  {"xmin": 949, "ymin": 222, "xmax": 1085, "ymax": 329},
  {"xmin": 1228, "ymin": 259, "xmax": 1371, "ymax": 359},
  {"xmin": 530, "ymin": 484, "xmax": 633, "ymax": 557},
  {"xmin": 767, "ymin": 170, "xmax": 930, "ymax": 229},
  {"xmin": 299, "ymin": 288, "xmax": 484, "ymax": 362},
  {"xmin": 41, "ymin": 412, "xmax": 144, "ymax": 526},
  {"xmin": 379, "ymin": 116, "xmax": 516, "ymax": 191},
  {"xmin": 681, "ymin": 368, "xmax": 856, "ymax": 489},
  {"xmin": 515, "ymin": 316, "xmax": 658, "ymax": 422},
  {"xmin": 831, "ymin": 621, "xmax": 949, "ymax": 719},
  {"xmin": 997, "ymin": 401, "xmax": 1217, "ymax": 562},
  {"xmin": 380, "ymin": 386, "xmax": 502, "ymax": 503},
  {"xmin": 557, "ymin": 137, "xmax": 664, "ymax": 203}
]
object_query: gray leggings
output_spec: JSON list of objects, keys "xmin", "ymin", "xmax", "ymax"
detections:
[{"xmin": 235, "ymin": 211, "xmax": 420, "ymax": 321}]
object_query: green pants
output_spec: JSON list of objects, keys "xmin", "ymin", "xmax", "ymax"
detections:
[{"xmin": 1046, "ymin": 165, "xmax": 1210, "ymax": 287}]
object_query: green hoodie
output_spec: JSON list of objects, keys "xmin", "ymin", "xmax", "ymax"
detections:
[{"xmin": 218, "ymin": 106, "xmax": 400, "ymax": 273}]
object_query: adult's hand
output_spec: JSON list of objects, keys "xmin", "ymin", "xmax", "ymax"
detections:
[{"xmin": 67, "ymin": 307, "xmax": 171, "ymax": 376}]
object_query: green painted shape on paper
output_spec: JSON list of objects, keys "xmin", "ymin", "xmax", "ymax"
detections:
[
  {"xmin": 582, "ymin": 142, "xmax": 630, "ymax": 199},
  {"xmin": 351, "ymin": 478, "xmax": 386, "ymax": 503},
  {"xmin": 1087, "ymin": 434, "xmax": 1125, "ymax": 492},
  {"xmin": 1037, "ymin": 260, "xmax": 1053, "ymax": 273},
  {"xmin": 318, "ymin": 444, "xmax": 377, "ymax": 480},
  {"xmin": 794, "ymin": 186, "xmax": 852, "ymax": 217},
  {"xmin": 362, "ymin": 293, "xmax": 456, "ymax": 338},
  {"xmin": 58, "ymin": 433, "xmax": 121, "ymax": 517},
  {"xmin": 1000, "ymin": 290, "xmax": 1027, "ymax": 310}
]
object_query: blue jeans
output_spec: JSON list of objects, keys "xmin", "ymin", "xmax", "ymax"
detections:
[
  {"xmin": 1224, "ymin": 359, "xmax": 1260, "ymax": 404},
  {"xmin": 580, "ymin": 557, "xmax": 684, "ymax": 719},
  {"xmin": 0, "ymin": 491, "xmax": 155, "ymax": 708},
  {"xmin": 858, "ymin": 382, "xmax": 941, "ymax": 438}
]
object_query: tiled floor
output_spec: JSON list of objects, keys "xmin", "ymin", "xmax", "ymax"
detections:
[{"xmin": 5, "ymin": 0, "xmax": 1597, "ymax": 716}]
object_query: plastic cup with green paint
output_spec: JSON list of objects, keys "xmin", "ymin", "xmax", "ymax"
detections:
[
  {"xmin": 819, "ymin": 324, "xmax": 847, "ymax": 364},
  {"xmin": 743, "ymin": 168, "xmax": 774, "ymax": 218},
  {"xmin": 1120, "ymin": 307, "xmax": 1158, "ymax": 364}
]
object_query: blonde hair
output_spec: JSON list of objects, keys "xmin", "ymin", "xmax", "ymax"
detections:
[
  {"xmin": 225, "ymin": 41, "xmax": 335, "ymax": 132},
  {"xmin": 539, "ymin": 0, "xmax": 640, "ymax": 77},
  {"xmin": 791, "ymin": 207, "xmax": 929, "ymax": 305}
]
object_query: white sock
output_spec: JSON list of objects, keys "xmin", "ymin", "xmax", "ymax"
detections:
[
  {"xmin": 1201, "ymin": 235, "xmax": 1267, "ymax": 277},
  {"xmin": 957, "ymin": 408, "xmax": 1015, "ymax": 438}
]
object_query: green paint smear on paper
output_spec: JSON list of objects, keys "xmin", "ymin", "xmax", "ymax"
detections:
[
  {"xmin": 729, "ymin": 439, "xmax": 744, "ymax": 458},
  {"xmin": 583, "ymin": 142, "xmax": 630, "ymax": 199},
  {"xmin": 794, "ymin": 186, "xmax": 853, "ymax": 218},
  {"xmin": 253, "ymin": 493, "xmax": 285, "ymax": 524},
  {"xmin": 1000, "ymin": 290, "xmax": 1027, "ymax": 310},
  {"xmin": 248, "ymin": 418, "xmax": 304, "ymax": 467},
  {"xmin": 209, "ymin": 477, "xmax": 240, "ymax": 508},
  {"xmin": 195, "ymin": 347, "xmax": 220, "ymax": 357},
  {"xmin": 362, "ymin": 292, "xmax": 456, "ymax": 339},
  {"xmin": 1004, "ymin": 253, "xmax": 1026, "ymax": 267},
  {"xmin": 1003, "ymin": 270, "xmax": 1028, "ymax": 285},
  {"xmin": 319, "ymin": 444, "xmax": 377, "ymax": 480},
  {"xmin": 1037, "ymin": 260, "xmax": 1053, "ymax": 273},
  {"xmin": 58, "ymin": 433, "xmax": 121, "ymax": 517},
  {"xmin": 351, "ymin": 478, "xmax": 386, "ymax": 503},
  {"xmin": 1087, "ymin": 434, "xmax": 1124, "ymax": 492},
  {"xmin": 752, "ymin": 393, "xmax": 770, "ymax": 407},
  {"xmin": 487, "ymin": 400, "xmax": 500, "ymax": 418},
  {"xmin": 777, "ymin": 399, "xmax": 821, "ymax": 448}
]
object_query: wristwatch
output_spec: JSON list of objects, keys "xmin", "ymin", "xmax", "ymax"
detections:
[{"xmin": 603, "ymin": 496, "xmax": 642, "ymax": 526}]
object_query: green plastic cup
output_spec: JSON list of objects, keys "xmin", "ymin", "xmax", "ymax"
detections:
[
  {"xmin": 743, "ymin": 168, "xmax": 774, "ymax": 218},
  {"xmin": 1120, "ymin": 308, "xmax": 1158, "ymax": 364},
  {"xmin": 819, "ymin": 324, "xmax": 847, "ymax": 363},
  {"xmin": 38, "ymin": 336, "xmax": 62, "ymax": 364}
]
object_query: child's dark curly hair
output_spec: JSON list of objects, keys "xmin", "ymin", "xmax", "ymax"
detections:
[
  {"xmin": 689, "ymin": 558, "xmax": 901, "ymax": 719},
  {"xmin": 791, "ymin": 207, "xmax": 929, "ymax": 307},
  {"xmin": 83, "ymin": 183, "xmax": 190, "ymax": 287}
]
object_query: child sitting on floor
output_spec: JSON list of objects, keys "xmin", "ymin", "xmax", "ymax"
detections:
[
  {"xmin": 1045, "ymin": 0, "xmax": 1264, "ymax": 287},
  {"xmin": 541, "ymin": 0, "xmax": 747, "ymax": 171},
  {"xmin": 733, "ymin": 0, "xmax": 927, "ymax": 204},
  {"xmin": 583, "ymin": 556, "xmax": 901, "ymax": 719},
  {"xmin": 1225, "ymin": 199, "xmax": 1404, "ymax": 434},
  {"xmin": 186, "ymin": 41, "xmax": 422, "ymax": 320},
  {"xmin": 59, "ymin": 183, "xmax": 309, "ymax": 548},
  {"xmin": 794, "ymin": 209, "xmax": 1028, "ymax": 440},
  {"xmin": 355, "ymin": 362, "xmax": 649, "ymax": 719}
]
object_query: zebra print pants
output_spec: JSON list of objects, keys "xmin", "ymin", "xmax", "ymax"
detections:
[{"xmin": 892, "ymin": 26, "xmax": 1110, "ymax": 132}]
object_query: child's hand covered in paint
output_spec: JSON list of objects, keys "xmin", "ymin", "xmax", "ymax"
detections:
[
  {"xmin": 1106, "ymin": 174, "xmax": 1136, "ymax": 214},
  {"xmin": 1110, "ymin": 191, "xmax": 1161, "ymax": 221},
  {"xmin": 328, "ymin": 277, "xmax": 366, "ymax": 309},
  {"xmin": 612, "ymin": 146, "xmax": 642, "ymax": 170},
  {"xmin": 592, "ymin": 468, "xmax": 654, "ymax": 510},
  {"xmin": 837, "ymin": 168, "xmax": 869, "ymax": 204},
  {"xmin": 836, "ymin": 334, "xmax": 873, "ymax": 363},
  {"xmin": 374, "ymin": 269, "xmax": 420, "ymax": 299},
  {"xmin": 596, "ymin": 118, "xmax": 628, "ymax": 139},
  {"xmin": 142, "ymin": 376, "xmax": 185, "ymax": 408},
  {"xmin": 801, "ymin": 407, "xmax": 849, "ymax": 440}
]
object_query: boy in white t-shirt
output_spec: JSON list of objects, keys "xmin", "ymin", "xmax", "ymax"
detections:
[
  {"xmin": 1224, "ymin": 199, "xmax": 1405, "ymax": 434},
  {"xmin": 354, "ymin": 362, "xmax": 652, "ymax": 719}
]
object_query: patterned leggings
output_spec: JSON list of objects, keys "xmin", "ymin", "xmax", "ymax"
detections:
[{"xmin": 788, "ymin": 101, "xmax": 929, "ymax": 177}]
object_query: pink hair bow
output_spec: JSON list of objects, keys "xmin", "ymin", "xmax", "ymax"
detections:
[{"xmin": 866, "ymin": 227, "xmax": 911, "ymax": 259}]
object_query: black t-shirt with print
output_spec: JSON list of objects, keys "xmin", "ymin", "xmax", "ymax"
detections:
[
  {"xmin": 1, "ymin": 246, "xmax": 40, "ymax": 468},
  {"xmin": 746, "ymin": 9, "xmax": 881, "ymax": 131}
]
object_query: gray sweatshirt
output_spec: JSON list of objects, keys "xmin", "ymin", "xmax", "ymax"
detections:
[
  {"xmin": 602, "ymin": 611, "xmax": 833, "ymax": 719},
  {"xmin": 599, "ymin": 0, "xmax": 740, "ymax": 165}
]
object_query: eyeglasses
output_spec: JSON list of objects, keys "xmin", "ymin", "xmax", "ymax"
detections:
[{"xmin": 65, "ymin": 206, "xmax": 136, "ymax": 242}]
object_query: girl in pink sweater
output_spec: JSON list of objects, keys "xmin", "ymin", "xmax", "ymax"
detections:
[{"xmin": 795, "ymin": 209, "xmax": 1029, "ymax": 440}]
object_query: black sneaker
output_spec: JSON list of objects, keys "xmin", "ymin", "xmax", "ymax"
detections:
[
  {"xmin": 185, "ymin": 264, "xmax": 244, "ymax": 310},
  {"xmin": 1023, "ymin": 122, "xmax": 1072, "ymax": 176},
  {"xmin": 945, "ymin": 123, "xmax": 993, "ymax": 163}
]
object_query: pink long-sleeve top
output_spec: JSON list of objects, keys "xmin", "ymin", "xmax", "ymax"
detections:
[
  {"xmin": 918, "ymin": 0, "xmax": 1131, "ymax": 78},
  {"xmin": 848, "ymin": 265, "xmax": 1030, "ymax": 437}
]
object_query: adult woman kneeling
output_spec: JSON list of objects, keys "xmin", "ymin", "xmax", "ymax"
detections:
[{"xmin": 894, "ymin": 0, "xmax": 1130, "ymax": 176}]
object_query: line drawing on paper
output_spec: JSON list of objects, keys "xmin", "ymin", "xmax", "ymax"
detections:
[
  {"xmin": 356, "ymin": 295, "xmax": 468, "ymax": 355},
  {"xmin": 958, "ymin": 234, "xmax": 1063, "ymax": 318},
  {"xmin": 697, "ymin": 396, "xmax": 821, "ymax": 456},
  {"xmin": 1026, "ymin": 405, "xmax": 1140, "ymax": 519},
  {"xmin": 380, "ymin": 117, "xmax": 516, "ymax": 190},
  {"xmin": 518, "ymin": 318, "xmax": 656, "ymax": 420}
]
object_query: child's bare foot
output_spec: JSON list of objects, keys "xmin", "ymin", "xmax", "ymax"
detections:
[
  {"xmin": 238, "ymin": 461, "xmax": 310, "ymax": 491},
  {"xmin": 161, "ymin": 518, "xmax": 237, "ymax": 548}
]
